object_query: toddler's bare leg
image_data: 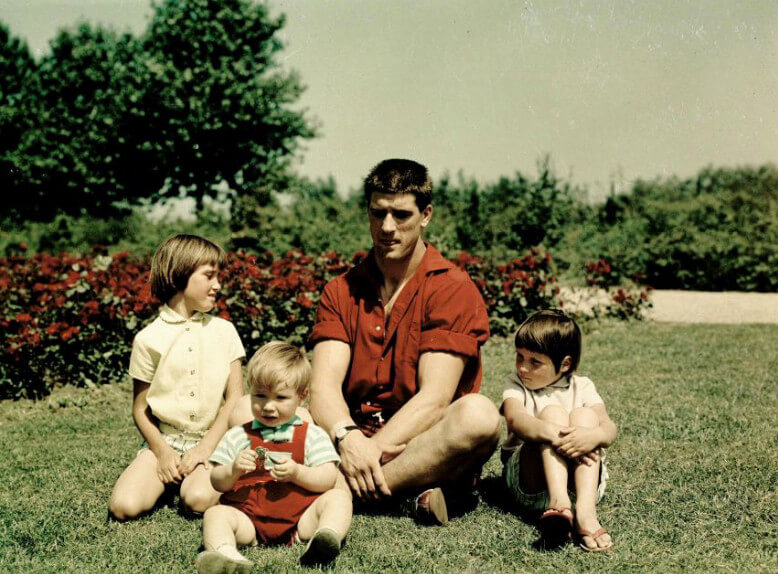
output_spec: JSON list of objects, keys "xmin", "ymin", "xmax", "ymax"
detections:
[
  {"xmin": 201, "ymin": 505, "xmax": 255, "ymax": 560},
  {"xmin": 180, "ymin": 465, "xmax": 221, "ymax": 514},
  {"xmin": 108, "ymin": 450, "xmax": 165, "ymax": 520},
  {"xmin": 297, "ymin": 489, "xmax": 353, "ymax": 542},
  {"xmin": 570, "ymin": 407, "xmax": 612, "ymax": 550},
  {"xmin": 537, "ymin": 405, "xmax": 571, "ymax": 510}
]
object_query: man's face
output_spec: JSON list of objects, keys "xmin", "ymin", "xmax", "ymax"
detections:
[{"xmin": 368, "ymin": 192, "xmax": 432, "ymax": 262}]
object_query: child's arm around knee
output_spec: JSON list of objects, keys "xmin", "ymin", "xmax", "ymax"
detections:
[
  {"xmin": 503, "ymin": 398, "xmax": 562, "ymax": 445},
  {"xmin": 555, "ymin": 403, "xmax": 618, "ymax": 460}
]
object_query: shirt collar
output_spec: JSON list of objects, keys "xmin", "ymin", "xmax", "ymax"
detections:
[
  {"xmin": 357, "ymin": 241, "xmax": 454, "ymax": 289},
  {"xmin": 159, "ymin": 304, "xmax": 206, "ymax": 324},
  {"xmin": 251, "ymin": 414, "xmax": 303, "ymax": 432},
  {"xmin": 512, "ymin": 372, "xmax": 572, "ymax": 391}
]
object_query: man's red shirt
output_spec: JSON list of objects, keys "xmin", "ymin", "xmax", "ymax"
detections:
[{"xmin": 309, "ymin": 243, "xmax": 490, "ymax": 432}]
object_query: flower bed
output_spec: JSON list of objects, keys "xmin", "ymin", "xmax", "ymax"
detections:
[{"xmin": 1, "ymin": 247, "xmax": 647, "ymax": 399}]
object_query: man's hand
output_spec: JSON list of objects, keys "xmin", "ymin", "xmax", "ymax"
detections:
[
  {"xmin": 338, "ymin": 431, "xmax": 400, "ymax": 499},
  {"xmin": 270, "ymin": 459, "xmax": 300, "ymax": 482},
  {"xmin": 156, "ymin": 446, "xmax": 183, "ymax": 484},
  {"xmin": 230, "ymin": 449, "xmax": 258, "ymax": 477},
  {"xmin": 553, "ymin": 426, "xmax": 603, "ymax": 460},
  {"xmin": 178, "ymin": 442, "xmax": 212, "ymax": 476}
]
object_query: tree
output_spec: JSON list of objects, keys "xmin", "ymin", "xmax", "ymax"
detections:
[
  {"xmin": 140, "ymin": 0, "xmax": 316, "ymax": 239},
  {"xmin": 3, "ymin": 24, "xmax": 147, "ymax": 219},
  {"xmin": 0, "ymin": 23, "xmax": 35, "ymax": 207}
]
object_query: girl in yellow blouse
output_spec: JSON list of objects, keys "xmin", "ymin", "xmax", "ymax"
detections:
[{"xmin": 109, "ymin": 235, "xmax": 245, "ymax": 520}]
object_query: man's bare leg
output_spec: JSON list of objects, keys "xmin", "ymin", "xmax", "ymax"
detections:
[{"xmin": 381, "ymin": 394, "xmax": 500, "ymax": 494}]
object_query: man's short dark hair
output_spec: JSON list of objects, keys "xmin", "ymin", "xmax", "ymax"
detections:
[
  {"xmin": 363, "ymin": 159, "xmax": 432, "ymax": 210},
  {"xmin": 514, "ymin": 309, "xmax": 582, "ymax": 374}
]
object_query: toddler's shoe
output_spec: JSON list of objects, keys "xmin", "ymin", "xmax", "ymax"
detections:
[
  {"xmin": 299, "ymin": 527, "xmax": 342, "ymax": 566},
  {"xmin": 195, "ymin": 549, "xmax": 253, "ymax": 574}
]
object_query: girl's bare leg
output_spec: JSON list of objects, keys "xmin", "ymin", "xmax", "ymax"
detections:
[
  {"xmin": 109, "ymin": 450, "xmax": 165, "ymax": 520},
  {"xmin": 180, "ymin": 464, "xmax": 221, "ymax": 514},
  {"xmin": 570, "ymin": 407, "xmax": 612, "ymax": 550},
  {"xmin": 537, "ymin": 405, "xmax": 572, "ymax": 511}
]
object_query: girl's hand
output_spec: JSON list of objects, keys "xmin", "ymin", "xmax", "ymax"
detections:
[
  {"xmin": 179, "ymin": 442, "xmax": 212, "ymax": 476},
  {"xmin": 553, "ymin": 426, "xmax": 602, "ymax": 459},
  {"xmin": 156, "ymin": 446, "xmax": 183, "ymax": 484},
  {"xmin": 230, "ymin": 449, "xmax": 258, "ymax": 476},
  {"xmin": 269, "ymin": 459, "xmax": 299, "ymax": 482}
]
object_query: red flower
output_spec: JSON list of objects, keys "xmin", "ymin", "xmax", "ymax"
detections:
[{"xmin": 15, "ymin": 313, "xmax": 33, "ymax": 323}]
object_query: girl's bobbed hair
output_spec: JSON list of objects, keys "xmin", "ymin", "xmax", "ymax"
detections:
[
  {"xmin": 150, "ymin": 234, "xmax": 225, "ymax": 303},
  {"xmin": 514, "ymin": 309, "xmax": 581, "ymax": 374}
]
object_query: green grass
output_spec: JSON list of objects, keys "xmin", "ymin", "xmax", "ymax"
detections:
[{"xmin": 1, "ymin": 322, "xmax": 777, "ymax": 572}]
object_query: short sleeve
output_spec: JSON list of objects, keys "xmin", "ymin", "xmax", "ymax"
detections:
[
  {"xmin": 309, "ymin": 279, "xmax": 349, "ymax": 346},
  {"xmin": 128, "ymin": 333, "xmax": 158, "ymax": 382},
  {"xmin": 226, "ymin": 322, "xmax": 246, "ymax": 363},
  {"xmin": 304, "ymin": 424, "xmax": 340, "ymax": 467},
  {"xmin": 418, "ymin": 274, "xmax": 490, "ymax": 358},
  {"xmin": 501, "ymin": 373, "xmax": 528, "ymax": 413},
  {"xmin": 210, "ymin": 425, "xmax": 251, "ymax": 466},
  {"xmin": 576, "ymin": 376, "xmax": 604, "ymax": 408}
]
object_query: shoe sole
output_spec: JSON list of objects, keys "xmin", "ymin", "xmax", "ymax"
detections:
[
  {"xmin": 300, "ymin": 529, "xmax": 341, "ymax": 566},
  {"xmin": 426, "ymin": 487, "xmax": 449, "ymax": 526},
  {"xmin": 195, "ymin": 550, "xmax": 253, "ymax": 574}
]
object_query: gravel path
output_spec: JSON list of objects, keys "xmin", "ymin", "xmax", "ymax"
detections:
[{"xmin": 648, "ymin": 290, "xmax": 778, "ymax": 324}]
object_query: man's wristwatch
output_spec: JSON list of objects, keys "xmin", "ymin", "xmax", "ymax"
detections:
[{"xmin": 334, "ymin": 425, "xmax": 360, "ymax": 451}]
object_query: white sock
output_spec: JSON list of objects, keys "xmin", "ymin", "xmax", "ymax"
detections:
[{"xmin": 214, "ymin": 543, "xmax": 249, "ymax": 563}]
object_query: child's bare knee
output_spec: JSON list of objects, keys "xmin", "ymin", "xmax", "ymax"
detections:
[
  {"xmin": 108, "ymin": 494, "xmax": 143, "ymax": 521},
  {"xmin": 570, "ymin": 407, "xmax": 598, "ymax": 427},
  {"xmin": 538, "ymin": 405, "xmax": 569, "ymax": 424},
  {"xmin": 181, "ymin": 486, "xmax": 218, "ymax": 514}
]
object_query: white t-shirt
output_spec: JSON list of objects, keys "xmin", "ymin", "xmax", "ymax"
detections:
[{"xmin": 129, "ymin": 305, "xmax": 245, "ymax": 439}]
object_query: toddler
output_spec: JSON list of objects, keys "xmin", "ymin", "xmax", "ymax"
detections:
[
  {"xmin": 196, "ymin": 342, "xmax": 352, "ymax": 572},
  {"xmin": 109, "ymin": 234, "xmax": 245, "ymax": 519},
  {"xmin": 501, "ymin": 309, "xmax": 617, "ymax": 551}
]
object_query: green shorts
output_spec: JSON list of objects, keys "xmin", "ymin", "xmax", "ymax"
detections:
[{"xmin": 501, "ymin": 445, "xmax": 609, "ymax": 513}]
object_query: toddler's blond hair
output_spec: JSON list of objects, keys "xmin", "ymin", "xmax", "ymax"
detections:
[{"xmin": 247, "ymin": 341, "xmax": 311, "ymax": 395}]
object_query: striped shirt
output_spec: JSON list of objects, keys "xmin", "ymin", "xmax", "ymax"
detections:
[{"xmin": 210, "ymin": 415, "xmax": 339, "ymax": 468}]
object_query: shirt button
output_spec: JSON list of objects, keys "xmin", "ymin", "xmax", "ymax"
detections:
[
  {"xmin": 375, "ymin": 325, "xmax": 381, "ymax": 331},
  {"xmin": 190, "ymin": 392, "xmax": 195, "ymax": 397},
  {"xmin": 366, "ymin": 401, "xmax": 371, "ymax": 406}
]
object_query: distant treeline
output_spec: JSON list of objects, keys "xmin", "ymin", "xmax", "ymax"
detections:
[{"xmin": 3, "ymin": 161, "xmax": 776, "ymax": 292}]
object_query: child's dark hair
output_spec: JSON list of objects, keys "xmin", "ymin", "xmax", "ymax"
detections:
[{"xmin": 514, "ymin": 309, "xmax": 581, "ymax": 374}]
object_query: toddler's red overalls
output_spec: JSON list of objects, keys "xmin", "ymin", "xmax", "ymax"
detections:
[{"xmin": 220, "ymin": 421, "xmax": 320, "ymax": 545}]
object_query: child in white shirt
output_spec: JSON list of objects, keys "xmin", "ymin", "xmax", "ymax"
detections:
[
  {"xmin": 501, "ymin": 309, "xmax": 617, "ymax": 551},
  {"xmin": 109, "ymin": 234, "xmax": 245, "ymax": 520}
]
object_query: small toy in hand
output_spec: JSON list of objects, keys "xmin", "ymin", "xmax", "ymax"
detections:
[{"xmin": 255, "ymin": 446, "xmax": 268, "ymax": 462}]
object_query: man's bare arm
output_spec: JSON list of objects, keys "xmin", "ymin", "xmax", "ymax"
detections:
[
  {"xmin": 372, "ymin": 351, "xmax": 464, "ymax": 448},
  {"xmin": 308, "ymin": 340, "xmax": 353, "ymax": 435}
]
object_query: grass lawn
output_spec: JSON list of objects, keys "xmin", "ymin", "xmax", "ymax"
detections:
[{"xmin": 1, "ymin": 322, "xmax": 777, "ymax": 573}]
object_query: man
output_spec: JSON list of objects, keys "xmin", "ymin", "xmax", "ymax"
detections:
[{"xmin": 308, "ymin": 159, "xmax": 500, "ymax": 524}]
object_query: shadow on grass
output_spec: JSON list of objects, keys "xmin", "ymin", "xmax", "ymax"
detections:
[{"xmin": 478, "ymin": 476, "xmax": 567, "ymax": 551}]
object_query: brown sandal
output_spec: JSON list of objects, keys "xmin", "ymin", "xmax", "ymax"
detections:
[
  {"xmin": 539, "ymin": 507, "xmax": 573, "ymax": 543},
  {"xmin": 577, "ymin": 526, "xmax": 613, "ymax": 552}
]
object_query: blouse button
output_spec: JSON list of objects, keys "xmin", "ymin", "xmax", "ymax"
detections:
[
  {"xmin": 190, "ymin": 392, "xmax": 195, "ymax": 397},
  {"xmin": 188, "ymin": 347, "xmax": 193, "ymax": 352},
  {"xmin": 190, "ymin": 414, "xmax": 195, "ymax": 420},
  {"xmin": 185, "ymin": 327, "xmax": 190, "ymax": 332},
  {"xmin": 190, "ymin": 370, "xmax": 196, "ymax": 375}
]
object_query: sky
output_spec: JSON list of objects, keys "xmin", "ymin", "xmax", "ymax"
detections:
[{"xmin": 2, "ymin": 0, "xmax": 777, "ymax": 201}]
